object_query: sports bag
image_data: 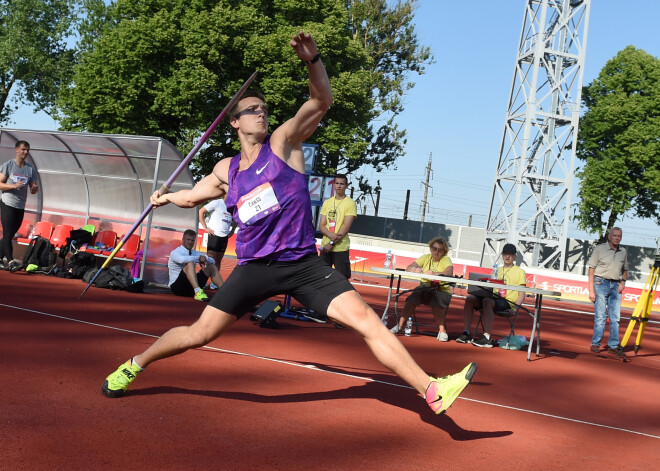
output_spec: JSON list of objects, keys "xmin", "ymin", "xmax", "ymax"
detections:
[{"xmin": 22, "ymin": 236, "xmax": 56, "ymax": 268}]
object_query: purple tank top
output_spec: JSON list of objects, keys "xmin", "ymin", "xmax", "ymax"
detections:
[{"xmin": 225, "ymin": 136, "xmax": 317, "ymax": 264}]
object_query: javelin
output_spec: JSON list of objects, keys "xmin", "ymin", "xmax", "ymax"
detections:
[{"xmin": 78, "ymin": 70, "xmax": 258, "ymax": 300}]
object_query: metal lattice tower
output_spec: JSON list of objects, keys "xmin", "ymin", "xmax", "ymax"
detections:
[{"xmin": 482, "ymin": 0, "xmax": 591, "ymax": 269}]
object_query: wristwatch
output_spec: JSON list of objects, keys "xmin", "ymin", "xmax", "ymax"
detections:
[
  {"xmin": 304, "ymin": 53, "xmax": 321, "ymax": 65},
  {"xmin": 329, "ymin": 240, "xmax": 334, "ymax": 245}
]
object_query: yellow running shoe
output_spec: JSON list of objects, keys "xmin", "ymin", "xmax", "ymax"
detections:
[
  {"xmin": 194, "ymin": 289, "xmax": 209, "ymax": 302},
  {"xmin": 102, "ymin": 360, "xmax": 141, "ymax": 398},
  {"xmin": 425, "ymin": 362, "xmax": 477, "ymax": 414}
]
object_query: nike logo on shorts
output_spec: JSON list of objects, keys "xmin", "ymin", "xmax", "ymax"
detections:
[
  {"xmin": 256, "ymin": 162, "xmax": 270, "ymax": 174},
  {"xmin": 325, "ymin": 273, "xmax": 333, "ymax": 279}
]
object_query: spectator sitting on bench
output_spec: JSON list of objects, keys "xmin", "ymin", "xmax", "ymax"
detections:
[
  {"xmin": 168, "ymin": 229, "xmax": 223, "ymax": 302},
  {"xmin": 390, "ymin": 237, "xmax": 454, "ymax": 342},
  {"xmin": 457, "ymin": 243, "xmax": 526, "ymax": 348}
]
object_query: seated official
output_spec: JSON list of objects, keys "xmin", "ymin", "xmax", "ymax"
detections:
[
  {"xmin": 458, "ymin": 243, "xmax": 526, "ymax": 348},
  {"xmin": 390, "ymin": 237, "xmax": 453, "ymax": 342},
  {"xmin": 168, "ymin": 229, "xmax": 223, "ymax": 302}
]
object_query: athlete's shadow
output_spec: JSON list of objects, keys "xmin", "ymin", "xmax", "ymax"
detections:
[{"xmin": 130, "ymin": 359, "xmax": 512, "ymax": 441}]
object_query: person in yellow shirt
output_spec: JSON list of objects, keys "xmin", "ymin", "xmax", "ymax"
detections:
[
  {"xmin": 391, "ymin": 237, "xmax": 453, "ymax": 342},
  {"xmin": 319, "ymin": 175, "xmax": 357, "ymax": 279},
  {"xmin": 458, "ymin": 243, "xmax": 526, "ymax": 348}
]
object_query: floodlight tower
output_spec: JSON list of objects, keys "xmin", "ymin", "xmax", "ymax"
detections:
[{"xmin": 482, "ymin": 0, "xmax": 591, "ymax": 269}]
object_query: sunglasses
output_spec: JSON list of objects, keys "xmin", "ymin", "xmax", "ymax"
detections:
[{"xmin": 233, "ymin": 105, "xmax": 268, "ymax": 119}]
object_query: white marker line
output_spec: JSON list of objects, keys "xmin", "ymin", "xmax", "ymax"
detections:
[
  {"xmin": 2, "ymin": 302, "xmax": 658, "ymax": 440},
  {"xmin": 458, "ymin": 397, "xmax": 660, "ymax": 439}
]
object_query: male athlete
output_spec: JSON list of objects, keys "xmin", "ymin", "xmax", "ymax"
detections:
[{"xmin": 102, "ymin": 31, "xmax": 477, "ymax": 415}]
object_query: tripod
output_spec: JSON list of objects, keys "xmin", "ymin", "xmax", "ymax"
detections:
[{"xmin": 620, "ymin": 246, "xmax": 660, "ymax": 355}]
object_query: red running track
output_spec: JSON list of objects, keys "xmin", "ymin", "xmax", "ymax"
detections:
[{"xmin": 1, "ymin": 267, "xmax": 659, "ymax": 470}]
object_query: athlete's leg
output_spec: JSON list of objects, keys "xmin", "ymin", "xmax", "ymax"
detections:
[
  {"xmin": 327, "ymin": 290, "xmax": 430, "ymax": 395},
  {"xmin": 102, "ymin": 305, "xmax": 238, "ymax": 397},
  {"xmin": 135, "ymin": 305, "xmax": 237, "ymax": 367}
]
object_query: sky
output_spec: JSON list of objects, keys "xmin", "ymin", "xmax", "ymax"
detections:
[{"xmin": 6, "ymin": 0, "xmax": 660, "ymax": 248}]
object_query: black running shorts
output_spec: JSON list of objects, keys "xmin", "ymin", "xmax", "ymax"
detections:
[
  {"xmin": 319, "ymin": 249, "xmax": 352, "ymax": 279},
  {"xmin": 206, "ymin": 234, "xmax": 229, "ymax": 254},
  {"xmin": 209, "ymin": 254, "xmax": 355, "ymax": 318}
]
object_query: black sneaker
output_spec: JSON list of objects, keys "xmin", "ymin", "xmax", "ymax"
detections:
[
  {"xmin": 456, "ymin": 332, "xmax": 471, "ymax": 343},
  {"xmin": 471, "ymin": 335, "xmax": 493, "ymax": 348}
]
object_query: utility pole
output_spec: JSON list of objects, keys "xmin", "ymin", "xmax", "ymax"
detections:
[
  {"xmin": 420, "ymin": 153, "xmax": 432, "ymax": 222},
  {"xmin": 403, "ymin": 190, "xmax": 410, "ymax": 220}
]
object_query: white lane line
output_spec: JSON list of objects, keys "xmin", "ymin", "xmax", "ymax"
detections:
[{"xmin": 2, "ymin": 302, "xmax": 658, "ymax": 440}]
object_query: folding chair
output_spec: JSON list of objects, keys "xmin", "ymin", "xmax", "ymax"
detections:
[
  {"xmin": 16, "ymin": 221, "xmax": 54, "ymax": 244},
  {"xmin": 102, "ymin": 233, "xmax": 141, "ymax": 259},
  {"xmin": 85, "ymin": 230, "xmax": 118, "ymax": 255},
  {"xmin": 50, "ymin": 224, "xmax": 74, "ymax": 249},
  {"xmin": 394, "ymin": 282, "xmax": 456, "ymax": 337}
]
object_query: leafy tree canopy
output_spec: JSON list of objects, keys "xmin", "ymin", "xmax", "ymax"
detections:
[
  {"xmin": 575, "ymin": 45, "xmax": 660, "ymax": 238},
  {"xmin": 58, "ymin": 0, "xmax": 431, "ymax": 185},
  {"xmin": 0, "ymin": 0, "xmax": 77, "ymax": 124}
]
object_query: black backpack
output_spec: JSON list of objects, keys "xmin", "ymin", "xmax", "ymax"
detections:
[
  {"xmin": 92, "ymin": 265, "xmax": 133, "ymax": 290},
  {"xmin": 63, "ymin": 252, "xmax": 97, "ymax": 279},
  {"xmin": 22, "ymin": 236, "xmax": 56, "ymax": 268}
]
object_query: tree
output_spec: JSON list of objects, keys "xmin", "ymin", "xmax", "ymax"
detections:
[
  {"xmin": 57, "ymin": 0, "xmax": 431, "ymax": 183},
  {"xmin": 0, "ymin": 0, "xmax": 77, "ymax": 124},
  {"xmin": 345, "ymin": 0, "xmax": 431, "ymax": 194},
  {"xmin": 575, "ymin": 46, "xmax": 660, "ymax": 238}
]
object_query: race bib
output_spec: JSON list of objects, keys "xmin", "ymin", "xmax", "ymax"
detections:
[
  {"xmin": 328, "ymin": 219, "xmax": 336, "ymax": 232},
  {"xmin": 11, "ymin": 174, "xmax": 28, "ymax": 185},
  {"xmin": 236, "ymin": 182, "xmax": 280, "ymax": 226}
]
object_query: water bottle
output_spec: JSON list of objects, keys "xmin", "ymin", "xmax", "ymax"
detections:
[
  {"xmin": 384, "ymin": 249, "xmax": 392, "ymax": 269},
  {"xmin": 404, "ymin": 317, "xmax": 413, "ymax": 337},
  {"xmin": 491, "ymin": 263, "xmax": 498, "ymax": 279}
]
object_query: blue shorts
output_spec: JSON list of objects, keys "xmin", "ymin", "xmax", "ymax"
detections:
[{"xmin": 209, "ymin": 254, "xmax": 355, "ymax": 318}]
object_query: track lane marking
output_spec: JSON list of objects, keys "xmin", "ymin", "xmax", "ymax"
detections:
[{"xmin": 2, "ymin": 302, "xmax": 658, "ymax": 440}]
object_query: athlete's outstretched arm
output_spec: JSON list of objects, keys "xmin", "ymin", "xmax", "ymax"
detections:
[
  {"xmin": 151, "ymin": 167, "xmax": 226, "ymax": 208},
  {"xmin": 278, "ymin": 31, "xmax": 333, "ymax": 146}
]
